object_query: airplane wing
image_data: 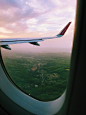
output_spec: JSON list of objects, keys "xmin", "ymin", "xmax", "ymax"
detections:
[{"xmin": 0, "ymin": 22, "xmax": 71, "ymax": 50}]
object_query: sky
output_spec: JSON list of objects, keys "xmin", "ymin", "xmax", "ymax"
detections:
[{"xmin": 0, "ymin": 0, "xmax": 77, "ymax": 53}]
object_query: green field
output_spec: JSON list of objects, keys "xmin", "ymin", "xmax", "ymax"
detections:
[{"xmin": 2, "ymin": 52, "xmax": 71, "ymax": 101}]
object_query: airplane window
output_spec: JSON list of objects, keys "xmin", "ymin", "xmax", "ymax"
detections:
[{"xmin": 0, "ymin": 0, "xmax": 76, "ymax": 101}]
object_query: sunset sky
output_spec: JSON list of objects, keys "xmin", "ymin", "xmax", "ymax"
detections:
[{"xmin": 0, "ymin": 0, "xmax": 76, "ymax": 53}]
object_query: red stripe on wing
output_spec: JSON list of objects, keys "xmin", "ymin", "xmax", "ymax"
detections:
[{"xmin": 59, "ymin": 22, "xmax": 71, "ymax": 35}]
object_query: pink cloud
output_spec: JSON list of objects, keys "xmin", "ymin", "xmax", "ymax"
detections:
[{"xmin": 0, "ymin": 0, "xmax": 76, "ymax": 42}]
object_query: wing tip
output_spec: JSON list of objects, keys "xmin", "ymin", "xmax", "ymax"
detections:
[{"xmin": 58, "ymin": 22, "xmax": 72, "ymax": 36}]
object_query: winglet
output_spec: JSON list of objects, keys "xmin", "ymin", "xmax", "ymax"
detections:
[{"xmin": 56, "ymin": 22, "xmax": 71, "ymax": 37}]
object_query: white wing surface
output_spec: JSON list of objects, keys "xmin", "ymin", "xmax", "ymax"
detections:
[{"xmin": 0, "ymin": 22, "xmax": 71, "ymax": 50}]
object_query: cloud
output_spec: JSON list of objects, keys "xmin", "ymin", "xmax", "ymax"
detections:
[
  {"xmin": 0, "ymin": 0, "xmax": 20, "ymax": 9},
  {"xmin": 0, "ymin": 0, "xmax": 76, "ymax": 39},
  {"xmin": 0, "ymin": 27, "xmax": 13, "ymax": 33}
]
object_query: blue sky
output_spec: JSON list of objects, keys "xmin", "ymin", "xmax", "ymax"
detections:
[{"xmin": 0, "ymin": 0, "xmax": 76, "ymax": 53}]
